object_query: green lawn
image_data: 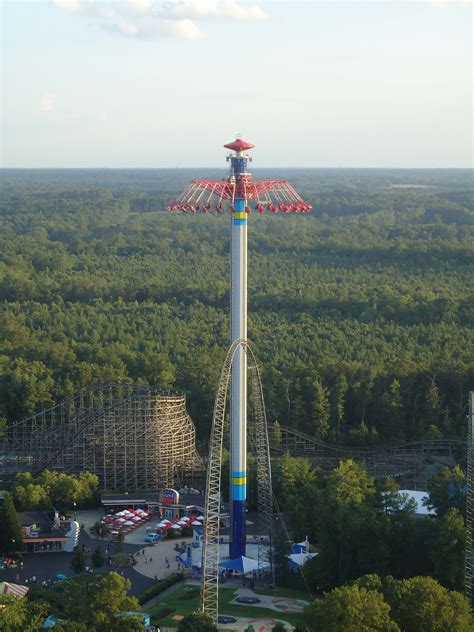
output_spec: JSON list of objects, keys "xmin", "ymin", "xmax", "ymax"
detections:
[
  {"xmin": 146, "ymin": 583, "xmax": 305, "ymax": 627},
  {"xmin": 253, "ymin": 585, "xmax": 312, "ymax": 601},
  {"xmin": 110, "ymin": 553, "xmax": 129, "ymax": 567}
]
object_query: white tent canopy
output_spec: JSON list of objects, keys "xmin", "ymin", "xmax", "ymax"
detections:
[{"xmin": 287, "ymin": 552, "xmax": 317, "ymax": 567}]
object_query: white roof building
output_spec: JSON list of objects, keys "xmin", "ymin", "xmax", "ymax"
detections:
[
  {"xmin": 398, "ymin": 489, "xmax": 436, "ymax": 516},
  {"xmin": 382, "ymin": 489, "xmax": 436, "ymax": 516}
]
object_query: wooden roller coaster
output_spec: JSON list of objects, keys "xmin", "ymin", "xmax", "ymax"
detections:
[{"xmin": 0, "ymin": 383, "xmax": 202, "ymax": 491}]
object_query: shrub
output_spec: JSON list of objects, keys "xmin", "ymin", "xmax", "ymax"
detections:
[
  {"xmin": 136, "ymin": 572, "xmax": 183, "ymax": 605},
  {"xmin": 92, "ymin": 546, "xmax": 105, "ymax": 568},
  {"xmin": 115, "ymin": 532, "xmax": 125, "ymax": 553},
  {"xmin": 27, "ymin": 586, "xmax": 65, "ymax": 614},
  {"xmin": 93, "ymin": 521, "xmax": 108, "ymax": 539},
  {"xmin": 71, "ymin": 547, "xmax": 85, "ymax": 574}
]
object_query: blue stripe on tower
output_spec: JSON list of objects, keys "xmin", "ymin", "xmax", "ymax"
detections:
[
  {"xmin": 233, "ymin": 198, "xmax": 247, "ymax": 225},
  {"xmin": 232, "ymin": 486, "xmax": 246, "ymax": 501},
  {"xmin": 230, "ymin": 500, "xmax": 246, "ymax": 558}
]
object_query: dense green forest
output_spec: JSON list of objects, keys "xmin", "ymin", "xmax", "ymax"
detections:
[{"xmin": 0, "ymin": 168, "xmax": 472, "ymax": 444}]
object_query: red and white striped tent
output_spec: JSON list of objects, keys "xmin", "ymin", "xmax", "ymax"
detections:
[{"xmin": 0, "ymin": 582, "xmax": 29, "ymax": 598}]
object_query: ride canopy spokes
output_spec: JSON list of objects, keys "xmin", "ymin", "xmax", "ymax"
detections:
[{"xmin": 167, "ymin": 140, "xmax": 312, "ymax": 214}]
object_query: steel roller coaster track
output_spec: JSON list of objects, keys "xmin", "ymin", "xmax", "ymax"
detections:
[{"xmin": 200, "ymin": 339, "xmax": 274, "ymax": 622}]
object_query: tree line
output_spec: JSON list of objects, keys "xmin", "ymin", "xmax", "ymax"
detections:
[
  {"xmin": 273, "ymin": 457, "xmax": 466, "ymax": 594},
  {"xmin": 0, "ymin": 169, "xmax": 472, "ymax": 445}
]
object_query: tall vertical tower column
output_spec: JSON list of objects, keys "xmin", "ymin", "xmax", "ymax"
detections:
[
  {"xmin": 228, "ymin": 145, "xmax": 250, "ymax": 558},
  {"xmin": 167, "ymin": 135, "xmax": 312, "ymax": 567}
]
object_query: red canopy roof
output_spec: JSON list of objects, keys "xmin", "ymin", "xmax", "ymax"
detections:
[{"xmin": 224, "ymin": 138, "xmax": 255, "ymax": 152}]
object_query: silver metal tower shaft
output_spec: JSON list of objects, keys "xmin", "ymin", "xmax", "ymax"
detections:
[{"xmin": 229, "ymin": 194, "xmax": 248, "ymax": 558}]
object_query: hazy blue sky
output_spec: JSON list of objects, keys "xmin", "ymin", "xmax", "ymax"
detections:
[{"xmin": 1, "ymin": 1, "xmax": 472, "ymax": 168}]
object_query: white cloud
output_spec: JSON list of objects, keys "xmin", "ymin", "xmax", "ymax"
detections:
[
  {"xmin": 53, "ymin": 0, "xmax": 268, "ymax": 41},
  {"xmin": 40, "ymin": 91, "xmax": 57, "ymax": 112},
  {"xmin": 126, "ymin": 0, "xmax": 153, "ymax": 13},
  {"xmin": 165, "ymin": 1, "xmax": 268, "ymax": 21},
  {"xmin": 427, "ymin": 0, "xmax": 472, "ymax": 5},
  {"xmin": 53, "ymin": 0, "xmax": 81, "ymax": 13},
  {"xmin": 117, "ymin": 19, "xmax": 139, "ymax": 35},
  {"xmin": 167, "ymin": 18, "xmax": 204, "ymax": 40},
  {"xmin": 96, "ymin": 6, "xmax": 116, "ymax": 19}
]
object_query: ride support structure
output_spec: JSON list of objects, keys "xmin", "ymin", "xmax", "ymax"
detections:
[
  {"xmin": 168, "ymin": 137, "xmax": 312, "ymax": 564},
  {"xmin": 465, "ymin": 391, "xmax": 474, "ymax": 604}
]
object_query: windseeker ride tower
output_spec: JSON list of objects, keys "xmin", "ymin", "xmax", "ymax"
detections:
[{"xmin": 168, "ymin": 137, "xmax": 311, "ymax": 559}]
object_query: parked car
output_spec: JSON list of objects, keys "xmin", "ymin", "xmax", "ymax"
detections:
[
  {"xmin": 218, "ymin": 615, "xmax": 237, "ymax": 624},
  {"xmin": 144, "ymin": 533, "xmax": 160, "ymax": 543}
]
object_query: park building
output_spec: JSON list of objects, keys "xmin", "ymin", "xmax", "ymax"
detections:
[
  {"xmin": 18, "ymin": 509, "xmax": 79, "ymax": 553},
  {"xmin": 101, "ymin": 487, "xmax": 206, "ymax": 522}
]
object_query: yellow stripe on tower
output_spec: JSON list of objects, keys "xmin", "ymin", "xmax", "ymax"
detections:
[
  {"xmin": 233, "ymin": 211, "xmax": 247, "ymax": 220},
  {"xmin": 232, "ymin": 476, "xmax": 247, "ymax": 485}
]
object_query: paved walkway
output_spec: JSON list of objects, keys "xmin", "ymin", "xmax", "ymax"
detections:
[
  {"xmin": 230, "ymin": 587, "xmax": 308, "ymax": 614},
  {"xmin": 1, "ymin": 522, "xmax": 154, "ymax": 596},
  {"xmin": 77, "ymin": 509, "xmax": 162, "ymax": 546},
  {"xmin": 75, "ymin": 509, "xmax": 103, "ymax": 535},
  {"xmin": 133, "ymin": 538, "xmax": 192, "ymax": 580},
  {"xmin": 220, "ymin": 617, "xmax": 292, "ymax": 631}
]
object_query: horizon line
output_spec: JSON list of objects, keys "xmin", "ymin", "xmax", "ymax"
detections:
[{"xmin": 1, "ymin": 166, "xmax": 473, "ymax": 171}]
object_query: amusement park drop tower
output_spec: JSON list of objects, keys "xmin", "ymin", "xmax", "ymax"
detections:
[{"xmin": 168, "ymin": 138, "xmax": 311, "ymax": 558}]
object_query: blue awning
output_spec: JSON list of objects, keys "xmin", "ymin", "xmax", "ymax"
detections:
[{"xmin": 219, "ymin": 555, "xmax": 263, "ymax": 575}]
